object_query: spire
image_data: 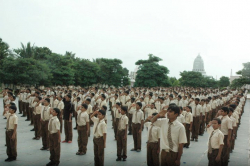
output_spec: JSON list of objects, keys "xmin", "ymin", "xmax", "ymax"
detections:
[{"xmin": 230, "ymin": 69, "xmax": 232, "ymax": 77}]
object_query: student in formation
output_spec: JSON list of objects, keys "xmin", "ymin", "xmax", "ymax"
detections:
[
  {"xmin": 184, "ymin": 106, "xmax": 193, "ymax": 148},
  {"xmin": 33, "ymin": 96, "xmax": 41, "ymax": 140},
  {"xmin": 116, "ymin": 106, "xmax": 128, "ymax": 161},
  {"xmin": 151, "ymin": 105, "xmax": 187, "ymax": 166},
  {"xmin": 4, "ymin": 105, "xmax": 18, "ymax": 162},
  {"xmin": 113, "ymin": 102, "xmax": 121, "ymax": 139},
  {"xmin": 130, "ymin": 102, "xmax": 144, "ymax": 152},
  {"xmin": 40, "ymin": 98, "xmax": 51, "ymax": 150},
  {"xmin": 76, "ymin": 104, "xmax": 89, "ymax": 155},
  {"xmin": 190, "ymin": 98, "xmax": 202, "ymax": 142},
  {"xmin": 46, "ymin": 108, "xmax": 61, "ymax": 166},
  {"xmin": 144, "ymin": 113, "xmax": 160, "ymax": 166},
  {"xmin": 206, "ymin": 118, "xmax": 224, "ymax": 166},
  {"xmin": 91, "ymin": 110, "xmax": 107, "ymax": 166},
  {"xmin": 62, "ymin": 94, "xmax": 74, "ymax": 143},
  {"xmin": 56, "ymin": 96, "xmax": 64, "ymax": 133},
  {"xmin": 85, "ymin": 98, "xmax": 93, "ymax": 137}
]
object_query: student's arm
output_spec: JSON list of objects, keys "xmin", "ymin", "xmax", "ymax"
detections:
[
  {"xmin": 124, "ymin": 124, "xmax": 128, "ymax": 140},
  {"xmin": 139, "ymin": 119, "xmax": 144, "ymax": 133},
  {"xmin": 216, "ymin": 145, "xmax": 223, "ymax": 162},
  {"xmin": 175, "ymin": 144, "xmax": 184, "ymax": 165},
  {"xmin": 157, "ymin": 138, "xmax": 160, "ymax": 154},
  {"xmin": 103, "ymin": 133, "xmax": 107, "ymax": 148},
  {"xmin": 58, "ymin": 130, "xmax": 61, "ymax": 143},
  {"xmin": 86, "ymin": 122, "xmax": 89, "ymax": 135},
  {"xmin": 90, "ymin": 111, "xmax": 98, "ymax": 119},
  {"xmin": 227, "ymin": 129, "xmax": 232, "ymax": 147},
  {"xmin": 12, "ymin": 124, "xmax": 17, "ymax": 140},
  {"xmin": 189, "ymin": 122, "xmax": 193, "ymax": 131}
]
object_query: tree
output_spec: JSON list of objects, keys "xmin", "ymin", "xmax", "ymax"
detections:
[
  {"xmin": 14, "ymin": 42, "xmax": 36, "ymax": 58},
  {"xmin": 219, "ymin": 76, "xmax": 230, "ymax": 87},
  {"xmin": 179, "ymin": 71, "xmax": 204, "ymax": 87},
  {"xmin": 233, "ymin": 62, "xmax": 250, "ymax": 88},
  {"xmin": 134, "ymin": 54, "xmax": 170, "ymax": 87},
  {"xmin": 0, "ymin": 38, "xmax": 11, "ymax": 83}
]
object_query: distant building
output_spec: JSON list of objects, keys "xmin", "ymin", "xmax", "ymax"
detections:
[
  {"xmin": 129, "ymin": 66, "xmax": 139, "ymax": 87},
  {"xmin": 192, "ymin": 54, "xmax": 206, "ymax": 76},
  {"xmin": 230, "ymin": 69, "xmax": 240, "ymax": 84}
]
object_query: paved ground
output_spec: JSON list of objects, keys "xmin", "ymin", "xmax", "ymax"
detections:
[{"xmin": 0, "ymin": 98, "xmax": 249, "ymax": 166}]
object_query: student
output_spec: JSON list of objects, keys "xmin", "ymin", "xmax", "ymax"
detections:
[
  {"xmin": 91, "ymin": 110, "xmax": 107, "ymax": 166},
  {"xmin": 130, "ymin": 102, "xmax": 144, "ymax": 152},
  {"xmin": 144, "ymin": 113, "xmax": 160, "ymax": 166},
  {"xmin": 190, "ymin": 98, "xmax": 202, "ymax": 142},
  {"xmin": 113, "ymin": 102, "xmax": 121, "ymax": 139},
  {"xmin": 85, "ymin": 98, "xmax": 93, "ymax": 137},
  {"xmin": 46, "ymin": 108, "xmax": 61, "ymax": 166},
  {"xmin": 116, "ymin": 106, "xmax": 128, "ymax": 161},
  {"xmin": 151, "ymin": 105, "xmax": 187, "ymax": 166},
  {"xmin": 33, "ymin": 96, "xmax": 41, "ymax": 140},
  {"xmin": 4, "ymin": 105, "xmax": 18, "ymax": 162},
  {"xmin": 40, "ymin": 98, "xmax": 51, "ymax": 150},
  {"xmin": 206, "ymin": 118, "xmax": 224, "ymax": 166},
  {"xmin": 76, "ymin": 104, "xmax": 89, "ymax": 155},
  {"xmin": 177, "ymin": 107, "xmax": 186, "ymax": 126},
  {"xmin": 228, "ymin": 107, "xmax": 237, "ymax": 153},
  {"xmin": 127, "ymin": 97, "xmax": 135, "ymax": 135},
  {"xmin": 62, "ymin": 95, "xmax": 74, "ymax": 143},
  {"xmin": 57, "ymin": 96, "xmax": 64, "ymax": 133},
  {"xmin": 184, "ymin": 106, "xmax": 193, "ymax": 148}
]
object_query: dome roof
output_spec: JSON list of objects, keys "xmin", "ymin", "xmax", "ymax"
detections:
[{"xmin": 193, "ymin": 54, "xmax": 205, "ymax": 72}]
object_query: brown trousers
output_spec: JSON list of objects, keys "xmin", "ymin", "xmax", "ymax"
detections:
[
  {"xmin": 58, "ymin": 115, "xmax": 63, "ymax": 133},
  {"xmin": 206, "ymin": 112, "xmax": 211, "ymax": 126},
  {"xmin": 161, "ymin": 150, "xmax": 178, "ymax": 166},
  {"xmin": 64, "ymin": 120, "xmax": 73, "ymax": 141},
  {"xmin": 41, "ymin": 121, "xmax": 49, "ymax": 148},
  {"xmin": 185, "ymin": 124, "xmax": 191, "ymax": 146},
  {"xmin": 128, "ymin": 114, "xmax": 132, "ymax": 133},
  {"xmin": 21, "ymin": 102, "xmax": 25, "ymax": 116},
  {"xmin": 93, "ymin": 137, "xmax": 104, "ymax": 166},
  {"xmin": 24, "ymin": 103, "xmax": 29, "ymax": 116},
  {"xmin": 147, "ymin": 142, "xmax": 159, "ymax": 166},
  {"xmin": 6, "ymin": 130, "xmax": 17, "ymax": 158},
  {"xmin": 30, "ymin": 108, "xmax": 34, "ymax": 124},
  {"xmin": 49, "ymin": 133, "xmax": 61, "ymax": 165},
  {"xmin": 132, "ymin": 123, "xmax": 142, "ymax": 150},
  {"xmin": 212, "ymin": 109, "xmax": 217, "ymax": 119},
  {"xmin": 116, "ymin": 130, "xmax": 127, "ymax": 159},
  {"xmin": 113, "ymin": 118, "xmax": 119, "ymax": 138},
  {"xmin": 27, "ymin": 107, "xmax": 31, "ymax": 120},
  {"xmin": 77, "ymin": 125, "xmax": 88, "ymax": 153},
  {"xmin": 74, "ymin": 110, "xmax": 78, "ymax": 127},
  {"xmin": 192, "ymin": 117, "xmax": 200, "ymax": 139},
  {"xmin": 208, "ymin": 149, "xmax": 221, "ymax": 166},
  {"xmin": 18, "ymin": 101, "xmax": 22, "ymax": 113},
  {"xmin": 111, "ymin": 111, "xmax": 114, "ymax": 127},
  {"xmin": 221, "ymin": 135, "xmax": 229, "ymax": 166},
  {"xmin": 199, "ymin": 116, "xmax": 205, "ymax": 135},
  {"xmin": 89, "ymin": 113, "xmax": 93, "ymax": 126},
  {"xmin": 34, "ymin": 114, "xmax": 41, "ymax": 138}
]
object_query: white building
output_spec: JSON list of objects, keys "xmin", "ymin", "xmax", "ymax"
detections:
[
  {"xmin": 192, "ymin": 54, "xmax": 206, "ymax": 76},
  {"xmin": 129, "ymin": 66, "xmax": 139, "ymax": 87}
]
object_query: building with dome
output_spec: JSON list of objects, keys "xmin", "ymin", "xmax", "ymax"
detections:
[
  {"xmin": 192, "ymin": 54, "xmax": 206, "ymax": 76},
  {"xmin": 129, "ymin": 66, "xmax": 139, "ymax": 87}
]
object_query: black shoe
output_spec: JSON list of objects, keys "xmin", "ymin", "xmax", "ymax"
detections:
[
  {"xmin": 5, "ymin": 158, "xmax": 11, "ymax": 162},
  {"xmin": 116, "ymin": 158, "xmax": 121, "ymax": 161},
  {"xmin": 128, "ymin": 133, "xmax": 132, "ymax": 135},
  {"xmin": 30, "ymin": 129, "xmax": 35, "ymax": 131},
  {"xmin": 195, "ymin": 139, "xmax": 198, "ymax": 142},
  {"xmin": 186, "ymin": 146, "xmax": 189, "ymax": 148},
  {"xmin": 25, "ymin": 119, "xmax": 30, "ymax": 121},
  {"xmin": 74, "ymin": 127, "xmax": 77, "ymax": 130},
  {"xmin": 11, "ymin": 157, "xmax": 16, "ymax": 161},
  {"xmin": 40, "ymin": 147, "xmax": 47, "ymax": 150},
  {"xmin": 123, "ymin": 158, "xmax": 126, "ymax": 161},
  {"xmin": 21, "ymin": 115, "xmax": 25, "ymax": 117},
  {"xmin": 18, "ymin": 113, "xmax": 22, "ymax": 114},
  {"xmin": 46, "ymin": 161, "xmax": 55, "ymax": 166},
  {"xmin": 191, "ymin": 138, "xmax": 194, "ymax": 141},
  {"xmin": 4, "ymin": 117, "xmax": 7, "ymax": 119}
]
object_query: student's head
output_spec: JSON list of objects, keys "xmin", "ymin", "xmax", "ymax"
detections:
[
  {"xmin": 9, "ymin": 105, "xmax": 17, "ymax": 114},
  {"xmin": 81, "ymin": 104, "xmax": 88, "ymax": 111},
  {"xmin": 10, "ymin": 95, "xmax": 15, "ymax": 101},
  {"xmin": 44, "ymin": 98, "xmax": 50, "ymax": 106},
  {"xmin": 35, "ymin": 91, "xmax": 40, "ymax": 97},
  {"xmin": 101, "ymin": 94, "xmax": 106, "ymax": 101},
  {"xmin": 102, "ymin": 105, "xmax": 107, "ymax": 112},
  {"xmin": 121, "ymin": 106, "xmax": 127, "ymax": 115},
  {"xmin": 221, "ymin": 107, "xmax": 229, "ymax": 115},
  {"xmin": 136, "ymin": 102, "xmax": 142, "ymax": 110},
  {"xmin": 77, "ymin": 97, "xmax": 81, "ymax": 102},
  {"xmin": 52, "ymin": 108, "xmax": 60, "ymax": 116},
  {"xmin": 98, "ymin": 110, "xmax": 106, "ymax": 119},
  {"xmin": 211, "ymin": 118, "xmax": 221, "ymax": 130},
  {"xmin": 151, "ymin": 103, "xmax": 155, "ymax": 109},
  {"xmin": 228, "ymin": 107, "xmax": 234, "ymax": 116},
  {"xmin": 186, "ymin": 106, "xmax": 192, "ymax": 112},
  {"xmin": 201, "ymin": 99, "xmax": 205, "ymax": 104},
  {"xmin": 229, "ymin": 104, "xmax": 236, "ymax": 110},
  {"xmin": 65, "ymin": 94, "xmax": 71, "ymax": 101},
  {"xmin": 131, "ymin": 97, "xmax": 135, "ymax": 103},
  {"xmin": 115, "ymin": 102, "xmax": 121, "ymax": 109},
  {"xmin": 85, "ymin": 98, "xmax": 91, "ymax": 104},
  {"xmin": 167, "ymin": 105, "xmax": 180, "ymax": 120},
  {"xmin": 195, "ymin": 98, "xmax": 200, "ymax": 104}
]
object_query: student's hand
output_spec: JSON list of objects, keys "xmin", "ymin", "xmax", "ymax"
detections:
[
  {"xmin": 189, "ymin": 127, "xmax": 192, "ymax": 131},
  {"xmin": 58, "ymin": 137, "xmax": 61, "ymax": 143},
  {"xmin": 175, "ymin": 159, "xmax": 181, "ymax": 166},
  {"xmin": 69, "ymin": 119, "xmax": 72, "ymax": 122},
  {"xmin": 147, "ymin": 116, "xmax": 152, "ymax": 120},
  {"xmin": 215, "ymin": 155, "xmax": 221, "ymax": 162},
  {"xmin": 104, "ymin": 143, "xmax": 106, "ymax": 148},
  {"xmin": 11, "ymin": 133, "xmax": 16, "ymax": 140},
  {"xmin": 138, "ymin": 129, "xmax": 141, "ymax": 134}
]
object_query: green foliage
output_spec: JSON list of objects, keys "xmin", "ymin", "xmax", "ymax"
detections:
[
  {"xmin": 231, "ymin": 62, "xmax": 250, "ymax": 88},
  {"xmin": 219, "ymin": 76, "xmax": 230, "ymax": 87},
  {"xmin": 179, "ymin": 71, "xmax": 218, "ymax": 88},
  {"xmin": 134, "ymin": 54, "xmax": 170, "ymax": 87}
]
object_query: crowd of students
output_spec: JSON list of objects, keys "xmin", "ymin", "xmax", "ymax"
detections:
[{"xmin": 2, "ymin": 86, "xmax": 248, "ymax": 166}]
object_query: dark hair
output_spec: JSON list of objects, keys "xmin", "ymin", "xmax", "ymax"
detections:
[
  {"xmin": 136, "ymin": 102, "xmax": 142, "ymax": 108},
  {"xmin": 195, "ymin": 98, "xmax": 200, "ymax": 102},
  {"xmin": 86, "ymin": 98, "xmax": 91, "ymax": 102},
  {"xmin": 213, "ymin": 118, "xmax": 221, "ymax": 124},
  {"xmin": 12, "ymin": 96, "xmax": 16, "ymax": 100},
  {"xmin": 35, "ymin": 91, "xmax": 40, "ymax": 95},
  {"xmin": 66, "ymin": 94, "xmax": 71, "ymax": 99},
  {"xmin": 229, "ymin": 104, "xmax": 236, "ymax": 109},
  {"xmin": 45, "ymin": 98, "xmax": 50, "ymax": 103},
  {"xmin": 101, "ymin": 94, "xmax": 106, "ymax": 99},
  {"xmin": 9, "ymin": 105, "xmax": 17, "ymax": 112},
  {"xmin": 99, "ymin": 110, "xmax": 106, "ymax": 116},
  {"xmin": 168, "ymin": 105, "xmax": 180, "ymax": 115},
  {"xmin": 186, "ymin": 106, "xmax": 192, "ymax": 111},
  {"xmin": 121, "ymin": 106, "xmax": 127, "ymax": 112},
  {"xmin": 77, "ymin": 97, "xmax": 81, "ymax": 100},
  {"xmin": 53, "ymin": 108, "xmax": 60, "ymax": 115},
  {"xmin": 229, "ymin": 107, "xmax": 234, "ymax": 113},
  {"xmin": 152, "ymin": 113, "xmax": 158, "ymax": 116},
  {"xmin": 81, "ymin": 104, "xmax": 88, "ymax": 110},
  {"xmin": 116, "ymin": 102, "xmax": 121, "ymax": 106},
  {"xmin": 102, "ymin": 105, "xmax": 107, "ymax": 111},
  {"xmin": 221, "ymin": 107, "xmax": 229, "ymax": 114}
]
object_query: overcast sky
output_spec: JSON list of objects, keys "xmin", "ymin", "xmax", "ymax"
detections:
[{"xmin": 1, "ymin": 0, "xmax": 249, "ymax": 79}]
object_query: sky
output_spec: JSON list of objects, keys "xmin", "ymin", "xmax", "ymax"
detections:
[{"xmin": 1, "ymin": 0, "xmax": 250, "ymax": 79}]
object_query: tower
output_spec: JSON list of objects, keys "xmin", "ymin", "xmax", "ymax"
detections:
[{"xmin": 192, "ymin": 54, "xmax": 206, "ymax": 76}]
